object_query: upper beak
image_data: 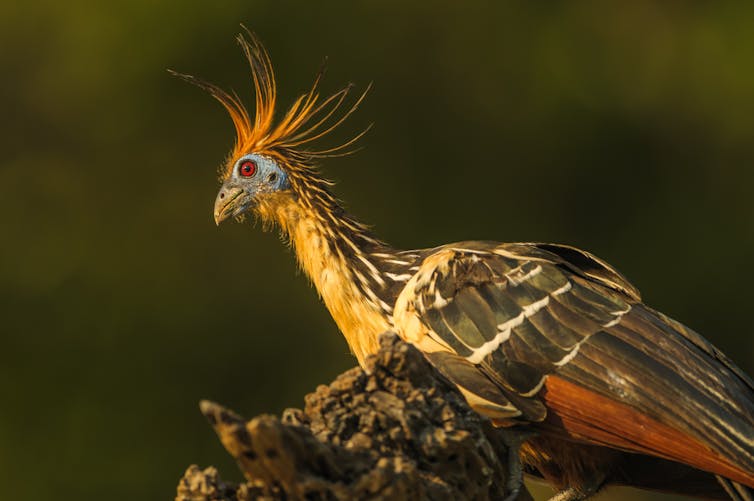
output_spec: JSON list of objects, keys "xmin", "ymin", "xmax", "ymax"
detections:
[{"xmin": 213, "ymin": 184, "xmax": 245, "ymax": 225}]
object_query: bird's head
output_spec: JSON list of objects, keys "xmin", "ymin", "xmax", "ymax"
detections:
[
  {"xmin": 171, "ymin": 29, "xmax": 369, "ymax": 226},
  {"xmin": 212, "ymin": 153, "xmax": 290, "ymax": 225}
]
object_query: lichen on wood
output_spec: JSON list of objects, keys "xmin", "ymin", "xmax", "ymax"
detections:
[{"xmin": 176, "ymin": 333, "xmax": 532, "ymax": 501}]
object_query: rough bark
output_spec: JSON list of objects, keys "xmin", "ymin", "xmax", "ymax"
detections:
[{"xmin": 176, "ymin": 333, "xmax": 533, "ymax": 501}]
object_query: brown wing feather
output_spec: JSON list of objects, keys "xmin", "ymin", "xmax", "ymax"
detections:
[
  {"xmin": 533, "ymin": 242, "xmax": 642, "ymax": 301},
  {"xmin": 394, "ymin": 241, "xmax": 754, "ymax": 491}
]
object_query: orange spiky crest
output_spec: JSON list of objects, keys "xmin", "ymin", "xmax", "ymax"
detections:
[{"xmin": 170, "ymin": 28, "xmax": 371, "ymax": 181}]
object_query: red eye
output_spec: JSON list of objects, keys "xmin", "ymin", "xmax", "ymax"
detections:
[{"xmin": 239, "ymin": 160, "xmax": 257, "ymax": 177}]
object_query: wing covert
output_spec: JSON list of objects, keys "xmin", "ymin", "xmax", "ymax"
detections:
[{"xmin": 393, "ymin": 243, "xmax": 631, "ymax": 422}]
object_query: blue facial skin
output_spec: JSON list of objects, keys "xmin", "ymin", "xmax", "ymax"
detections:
[
  {"xmin": 232, "ymin": 154, "xmax": 290, "ymax": 193},
  {"xmin": 213, "ymin": 153, "xmax": 290, "ymax": 224}
]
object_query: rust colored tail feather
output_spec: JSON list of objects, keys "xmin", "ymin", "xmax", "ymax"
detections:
[
  {"xmin": 522, "ymin": 441, "xmax": 744, "ymax": 500},
  {"xmin": 541, "ymin": 375, "xmax": 754, "ymax": 489}
]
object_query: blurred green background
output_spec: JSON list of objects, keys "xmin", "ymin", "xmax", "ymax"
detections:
[{"xmin": 2, "ymin": 1, "xmax": 753, "ymax": 500}]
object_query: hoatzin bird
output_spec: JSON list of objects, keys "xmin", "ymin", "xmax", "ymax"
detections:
[{"xmin": 175, "ymin": 32, "xmax": 754, "ymax": 500}]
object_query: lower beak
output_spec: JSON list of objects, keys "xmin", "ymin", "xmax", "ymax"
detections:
[{"xmin": 213, "ymin": 185, "xmax": 245, "ymax": 225}]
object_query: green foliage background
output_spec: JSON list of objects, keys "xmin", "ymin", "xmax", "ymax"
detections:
[{"xmin": 2, "ymin": 2, "xmax": 753, "ymax": 500}]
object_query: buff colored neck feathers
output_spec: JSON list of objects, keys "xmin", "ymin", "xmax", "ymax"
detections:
[{"xmin": 257, "ymin": 191, "xmax": 391, "ymax": 366}]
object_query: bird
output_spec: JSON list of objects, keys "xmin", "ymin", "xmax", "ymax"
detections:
[{"xmin": 174, "ymin": 31, "xmax": 754, "ymax": 500}]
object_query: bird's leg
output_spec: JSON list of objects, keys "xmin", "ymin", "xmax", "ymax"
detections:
[
  {"xmin": 501, "ymin": 440, "xmax": 524, "ymax": 501},
  {"xmin": 495, "ymin": 428, "xmax": 535, "ymax": 501}
]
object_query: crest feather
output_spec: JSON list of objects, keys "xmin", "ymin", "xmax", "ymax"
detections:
[{"xmin": 170, "ymin": 28, "xmax": 370, "ymax": 174}]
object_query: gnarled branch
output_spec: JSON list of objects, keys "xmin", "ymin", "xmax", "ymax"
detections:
[{"xmin": 176, "ymin": 333, "xmax": 533, "ymax": 501}]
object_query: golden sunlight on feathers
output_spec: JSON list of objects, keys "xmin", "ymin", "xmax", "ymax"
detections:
[
  {"xmin": 254, "ymin": 191, "xmax": 391, "ymax": 366},
  {"xmin": 169, "ymin": 28, "xmax": 371, "ymax": 179},
  {"xmin": 181, "ymin": 30, "xmax": 754, "ymax": 499}
]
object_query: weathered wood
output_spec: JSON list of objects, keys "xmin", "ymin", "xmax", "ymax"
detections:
[{"xmin": 176, "ymin": 333, "xmax": 532, "ymax": 501}]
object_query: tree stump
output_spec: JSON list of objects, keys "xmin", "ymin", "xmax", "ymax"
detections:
[{"xmin": 176, "ymin": 333, "xmax": 533, "ymax": 501}]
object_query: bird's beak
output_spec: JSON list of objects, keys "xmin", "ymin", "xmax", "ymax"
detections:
[{"xmin": 213, "ymin": 184, "xmax": 246, "ymax": 225}]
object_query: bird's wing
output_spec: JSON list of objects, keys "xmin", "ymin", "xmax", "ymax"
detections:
[{"xmin": 393, "ymin": 241, "xmax": 754, "ymax": 487}]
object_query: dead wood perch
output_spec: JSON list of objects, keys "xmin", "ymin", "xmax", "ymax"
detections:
[{"xmin": 175, "ymin": 333, "xmax": 533, "ymax": 501}]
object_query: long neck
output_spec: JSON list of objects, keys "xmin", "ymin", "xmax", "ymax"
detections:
[{"xmin": 258, "ymin": 187, "xmax": 405, "ymax": 367}]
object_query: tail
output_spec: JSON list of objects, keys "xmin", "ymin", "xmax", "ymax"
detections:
[
  {"xmin": 717, "ymin": 477, "xmax": 754, "ymax": 501},
  {"xmin": 611, "ymin": 453, "xmax": 752, "ymax": 500}
]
